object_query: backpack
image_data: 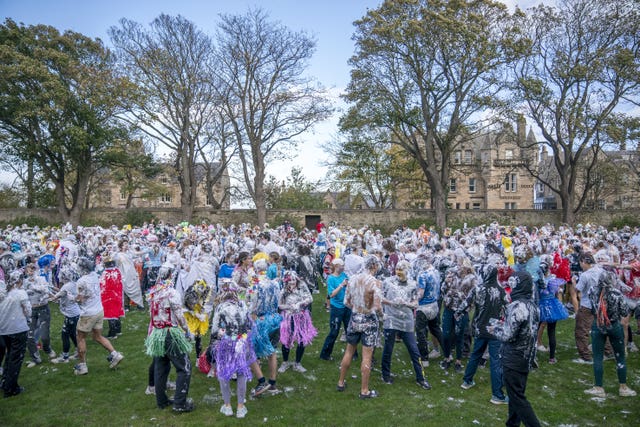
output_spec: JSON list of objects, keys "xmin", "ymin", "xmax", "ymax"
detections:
[{"xmin": 593, "ymin": 271, "xmax": 629, "ymax": 327}]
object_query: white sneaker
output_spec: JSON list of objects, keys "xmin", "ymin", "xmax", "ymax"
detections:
[
  {"xmin": 236, "ymin": 405, "xmax": 248, "ymax": 419},
  {"xmin": 68, "ymin": 351, "xmax": 78, "ymax": 360},
  {"xmin": 619, "ymin": 385, "xmax": 637, "ymax": 397},
  {"xmin": 48, "ymin": 350, "xmax": 57, "ymax": 359},
  {"xmin": 145, "ymin": 386, "xmax": 155, "ymax": 395},
  {"xmin": 167, "ymin": 381, "xmax": 176, "ymax": 390},
  {"xmin": 339, "ymin": 333, "xmax": 347, "ymax": 342},
  {"xmin": 421, "ymin": 360, "xmax": 429, "ymax": 368},
  {"xmin": 428, "ymin": 349, "xmax": 441, "ymax": 359},
  {"xmin": 26, "ymin": 360, "xmax": 41, "ymax": 368},
  {"xmin": 536, "ymin": 344, "xmax": 548, "ymax": 352},
  {"xmin": 627, "ymin": 342, "xmax": 639, "ymax": 353},
  {"xmin": 51, "ymin": 356, "xmax": 70, "ymax": 364},
  {"xmin": 109, "ymin": 352, "xmax": 124, "ymax": 368},
  {"xmin": 74, "ymin": 363, "xmax": 88, "ymax": 375},
  {"xmin": 278, "ymin": 361, "xmax": 292, "ymax": 373},
  {"xmin": 220, "ymin": 404, "xmax": 233, "ymax": 417},
  {"xmin": 584, "ymin": 386, "xmax": 605, "ymax": 398},
  {"xmin": 572, "ymin": 358, "xmax": 593, "ymax": 365},
  {"xmin": 293, "ymin": 363, "xmax": 307, "ymax": 373}
]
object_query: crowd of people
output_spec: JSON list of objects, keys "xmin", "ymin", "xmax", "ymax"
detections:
[{"xmin": 0, "ymin": 219, "xmax": 639, "ymax": 424}]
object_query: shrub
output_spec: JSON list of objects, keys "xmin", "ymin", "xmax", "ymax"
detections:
[
  {"xmin": 609, "ymin": 215, "xmax": 640, "ymax": 229},
  {"xmin": 0, "ymin": 215, "xmax": 57, "ymax": 229},
  {"xmin": 123, "ymin": 209, "xmax": 157, "ymax": 227}
]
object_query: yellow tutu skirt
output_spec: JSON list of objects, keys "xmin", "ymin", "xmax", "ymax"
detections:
[{"xmin": 184, "ymin": 311, "xmax": 210, "ymax": 336}]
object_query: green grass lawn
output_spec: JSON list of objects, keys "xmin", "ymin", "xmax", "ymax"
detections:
[{"xmin": 2, "ymin": 292, "xmax": 639, "ymax": 427}]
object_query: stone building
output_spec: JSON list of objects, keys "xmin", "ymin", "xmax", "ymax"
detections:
[
  {"xmin": 90, "ymin": 162, "xmax": 231, "ymax": 210},
  {"xmin": 535, "ymin": 147, "xmax": 640, "ymax": 210},
  {"xmin": 394, "ymin": 117, "xmax": 538, "ymax": 210},
  {"xmin": 447, "ymin": 118, "xmax": 538, "ymax": 210}
]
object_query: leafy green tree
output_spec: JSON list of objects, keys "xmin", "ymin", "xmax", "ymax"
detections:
[
  {"xmin": 0, "ymin": 19, "xmax": 131, "ymax": 225},
  {"xmin": 342, "ymin": 0, "xmax": 525, "ymax": 231},
  {"xmin": 101, "ymin": 137, "xmax": 163, "ymax": 208},
  {"xmin": 0, "ymin": 183, "xmax": 21, "ymax": 208},
  {"xmin": 215, "ymin": 9, "xmax": 332, "ymax": 226},
  {"xmin": 264, "ymin": 167, "xmax": 325, "ymax": 209},
  {"xmin": 509, "ymin": 0, "xmax": 640, "ymax": 224},
  {"xmin": 326, "ymin": 128, "xmax": 396, "ymax": 208}
]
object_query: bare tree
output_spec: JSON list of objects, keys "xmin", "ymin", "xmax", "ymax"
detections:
[
  {"xmin": 110, "ymin": 15, "xmax": 219, "ymax": 221},
  {"xmin": 215, "ymin": 8, "xmax": 332, "ymax": 226},
  {"xmin": 509, "ymin": 0, "xmax": 640, "ymax": 224},
  {"xmin": 197, "ymin": 107, "xmax": 238, "ymax": 210}
]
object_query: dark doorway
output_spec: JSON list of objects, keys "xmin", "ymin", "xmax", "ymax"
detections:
[{"xmin": 305, "ymin": 215, "xmax": 321, "ymax": 231}]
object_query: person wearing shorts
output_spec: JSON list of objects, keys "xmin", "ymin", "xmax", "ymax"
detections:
[
  {"xmin": 73, "ymin": 258, "xmax": 123, "ymax": 375},
  {"xmin": 337, "ymin": 255, "xmax": 382, "ymax": 399}
]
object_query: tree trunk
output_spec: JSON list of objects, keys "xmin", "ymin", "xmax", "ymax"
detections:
[
  {"xmin": 26, "ymin": 158, "xmax": 35, "ymax": 208},
  {"xmin": 69, "ymin": 204, "xmax": 83, "ymax": 227},
  {"xmin": 178, "ymin": 151, "xmax": 195, "ymax": 222},
  {"xmin": 559, "ymin": 184, "xmax": 575, "ymax": 226},
  {"xmin": 255, "ymin": 175, "xmax": 267, "ymax": 228},
  {"xmin": 432, "ymin": 189, "xmax": 447, "ymax": 233},
  {"xmin": 54, "ymin": 181, "xmax": 71, "ymax": 224}
]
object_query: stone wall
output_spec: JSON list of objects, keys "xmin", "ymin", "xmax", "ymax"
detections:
[{"xmin": 1, "ymin": 207, "xmax": 637, "ymax": 230}]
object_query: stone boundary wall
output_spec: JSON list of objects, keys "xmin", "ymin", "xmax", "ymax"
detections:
[{"xmin": 1, "ymin": 207, "xmax": 637, "ymax": 229}]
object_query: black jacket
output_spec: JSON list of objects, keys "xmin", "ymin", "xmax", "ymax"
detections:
[
  {"xmin": 492, "ymin": 268, "xmax": 539, "ymax": 373},
  {"xmin": 457, "ymin": 265, "xmax": 508, "ymax": 340}
]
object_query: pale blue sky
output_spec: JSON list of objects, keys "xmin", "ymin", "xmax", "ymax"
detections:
[{"xmin": 1, "ymin": 0, "xmax": 547, "ymax": 185}]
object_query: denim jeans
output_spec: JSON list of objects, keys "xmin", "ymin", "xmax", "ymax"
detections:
[
  {"xmin": 442, "ymin": 308, "xmax": 468, "ymax": 360},
  {"xmin": 463, "ymin": 337, "xmax": 505, "ymax": 399},
  {"xmin": 320, "ymin": 306, "xmax": 351, "ymax": 359},
  {"xmin": 381, "ymin": 329, "xmax": 424, "ymax": 383},
  {"xmin": 591, "ymin": 320, "xmax": 627, "ymax": 387},
  {"xmin": 27, "ymin": 305, "xmax": 52, "ymax": 361}
]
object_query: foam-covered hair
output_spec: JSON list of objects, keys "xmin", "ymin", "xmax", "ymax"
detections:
[{"xmin": 253, "ymin": 258, "xmax": 268, "ymax": 272}]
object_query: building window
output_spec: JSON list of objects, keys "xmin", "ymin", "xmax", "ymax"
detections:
[
  {"xmin": 119, "ymin": 190, "xmax": 126, "ymax": 201},
  {"xmin": 464, "ymin": 150, "xmax": 472, "ymax": 164},
  {"xmin": 504, "ymin": 202, "xmax": 517, "ymax": 210},
  {"xmin": 472, "ymin": 202, "xmax": 481, "ymax": 210},
  {"xmin": 449, "ymin": 178, "xmax": 457, "ymax": 193},
  {"xmin": 160, "ymin": 193, "xmax": 172, "ymax": 203},
  {"xmin": 465, "ymin": 202, "xmax": 470, "ymax": 210},
  {"xmin": 455, "ymin": 203, "xmax": 460, "ymax": 210},
  {"xmin": 469, "ymin": 178, "xmax": 476, "ymax": 193},
  {"xmin": 505, "ymin": 149, "xmax": 513, "ymax": 159},
  {"xmin": 205, "ymin": 193, "xmax": 212, "ymax": 206},
  {"xmin": 104, "ymin": 191, "xmax": 112, "ymax": 205},
  {"xmin": 482, "ymin": 151, "xmax": 490, "ymax": 164},
  {"xmin": 505, "ymin": 173, "xmax": 517, "ymax": 192},
  {"xmin": 160, "ymin": 176, "xmax": 168, "ymax": 184},
  {"xmin": 454, "ymin": 151, "xmax": 461, "ymax": 164}
]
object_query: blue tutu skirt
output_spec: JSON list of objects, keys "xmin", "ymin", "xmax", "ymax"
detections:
[
  {"xmin": 539, "ymin": 297, "xmax": 569, "ymax": 323},
  {"xmin": 251, "ymin": 312, "xmax": 282, "ymax": 358}
]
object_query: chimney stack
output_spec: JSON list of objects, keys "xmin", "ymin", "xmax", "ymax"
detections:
[{"xmin": 517, "ymin": 115, "xmax": 526, "ymax": 143}]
